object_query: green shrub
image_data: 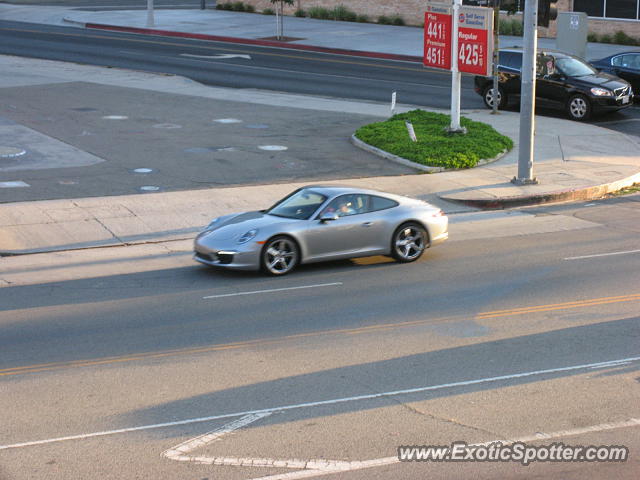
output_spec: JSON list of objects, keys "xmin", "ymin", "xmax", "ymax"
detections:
[
  {"xmin": 222, "ymin": 2, "xmax": 233, "ymax": 10},
  {"xmin": 231, "ymin": 1, "xmax": 245, "ymax": 11},
  {"xmin": 332, "ymin": 5, "xmax": 357, "ymax": 22},
  {"xmin": 599, "ymin": 33, "xmax": 612, "ymax": 43},
  {"xmin": 215, "ymin": 3, "xmax": 223, "ymax": 9},
  {"xmin": 262, "ymin": 7, "xmax": 274, "ymax": 15},
  {"xmin": 499, "ymin": 18, "xmax": 513, "ymax": 35},
  {"xmin": 613, "ymin": 30, "xmax": 637, "ymax": 45},
  {"xmin": 294, "ymin": 8, "xmax": 306, "ymax": 17},
  {"xmin": 391, "ymin": 15, "xmax": 405, "ymax": 26},
  {"xmin": 587, "ymin": 31, "xmax": 598, "ymax": 42},
  {"xmin": 511, "ymin": 19, "xmax": 523, "ymax": 36},
  {"xmin": 245, "ymin": 4, "xmax": 255, "ymax": 12},
  {"xmin": 356, "ymin": 14, "xmax": 369, "ymax": 23},
  {"xmin": 308, "ymin": 6, "xmax": 331, "ymax": 19},
  {"xmin": 354, "ymin": 110, "xmax": 513, "ymax": 170},
  {"xmin": 378, "ymin": 15, "xmax": 391, "ymax": 25}
]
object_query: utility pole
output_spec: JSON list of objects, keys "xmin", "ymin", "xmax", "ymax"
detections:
[
  {"xmin": 491, "ymin": 0, "xmax": 500, "ymax": 114},
  {"xmin": 513, "ymin": 0, "xmax": 538, "ymax": 184},
  {"xmin": 448, "ymin": 0, "xmax": 465, "ymax": 133},
  {"xmin": 146, "ymin": 0, "xmax": 155, "ymax": 27}
]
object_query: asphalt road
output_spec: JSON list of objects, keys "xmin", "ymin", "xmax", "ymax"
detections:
[
  {"xmin": 0, "ymin": 20, "xmax": 482, "ymax": 108},
  {"xmin": 1, "ymin": 16, "xmax": 639, "ymax": 480},
  {"xmin": 1, "ymin": 195, "xmax": 639, "ymax": 479}
]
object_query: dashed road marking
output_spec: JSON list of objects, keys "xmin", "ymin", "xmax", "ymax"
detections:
[
  {"xmin": 0, "ymin": 181, "xmax": 29, "ymax": 188},
  {"xmin": 203, "ymin": 282, "xmax": 343, "ymax": 299},
  {"xmin": 214, "ymin": 118, "xmax": 243, "ymax": 123},
  {"xmin": 564, "ymin": 249, "xmax": 640, "ymax": 260},
  {"xmin": 259, "ymin": 145, "xmax": 288, "ymax": 151}
]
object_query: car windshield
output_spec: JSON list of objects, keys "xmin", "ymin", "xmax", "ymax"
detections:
[
  {"xmin": 267, "ymin": 189, "xmax": 327, "ymax": 220},
  {"xmin": 555, "ymin": 56, "xmax": 597, "ymax": 77}
]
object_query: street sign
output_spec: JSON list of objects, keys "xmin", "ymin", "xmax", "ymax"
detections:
[
  {"xmin": 457, "ymin": 6, "xmax": 494, "ymax": 76},
  {"xmin": 423, "ymin": 4, "xmax": 452, "ymax": 70}
]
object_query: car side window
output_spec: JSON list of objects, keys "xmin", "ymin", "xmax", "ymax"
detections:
[
  {"xmin": 537, "ymin": 55, "xmax": 556, "ymax": 78},
  {"xmin": 614, "ymin": 54, "xmax": 640, "ymax": 68},
  {"xmin": 498, "ymin": 51, "xmax": 513, "ymax": 69},
  {"xmin": 368, "ymin": 195, "xmax": 399, "ymax": 212},
  {"xmin": 320, "ymin": 194, "xmax": 367, "ymax": 218},
  {"xmin": 506, "ymin": 52, "xmax": 522, "ymax": 71}
]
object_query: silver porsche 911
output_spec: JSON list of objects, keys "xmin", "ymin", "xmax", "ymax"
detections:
[{"xmin": 194, "ymin": 186, "xmax": 448, "ymax": 275}]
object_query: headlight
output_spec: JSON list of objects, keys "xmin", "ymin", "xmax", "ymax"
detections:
[
  {"xmin": 237, "ymin": 229, "xmax": 258, "ymax": 244},
  {"xmin": 590, "ymin": 87, "xmax": 613, "ymax": 96}
]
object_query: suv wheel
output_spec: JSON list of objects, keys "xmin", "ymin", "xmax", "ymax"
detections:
[
  {"xmin": 567, "ymin": 94, "xmax": 592, "ymax": 121},
  {"xmin": 483, "ymin": 86, "xmax": 507, "ymax": 110}
]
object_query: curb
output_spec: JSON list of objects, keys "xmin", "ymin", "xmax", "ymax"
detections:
[
  {"xmin": 350, "ymin": 134, "xmax": 509, "ymax": 173},
  {"xmin": 439, "ymin": 172, "xmax": 640, "ymax": 209},
  {"xmin": 0, "ymin": 235, "xmax": 196, "ymax": 257},
  {"xmin": 76, "ymin": 21, "xmax": 423, "ymax": 63}
]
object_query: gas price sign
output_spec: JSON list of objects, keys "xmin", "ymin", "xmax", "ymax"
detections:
[
  {"xmin": 423, "ymin": 3, "xmax": 452, "ymax": 70},
  {"xmin": 457, "ymin": 6, "xmax": 494, "ymax": 76}
]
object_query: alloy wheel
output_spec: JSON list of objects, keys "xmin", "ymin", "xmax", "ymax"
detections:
[
  {"xmin": 262, "ymin": 237, "xmax": 298, "ymax": 275},
  {"xmin": 392, "ymin": 224, "xmax": 426, "ymax": 262},
  {"xmin": 568, "ymin": 96, "xmax": 589, "ymax": 119}
]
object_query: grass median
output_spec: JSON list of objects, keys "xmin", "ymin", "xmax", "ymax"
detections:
[{"xmin": 355, "ymin": 109, "xmax": 513, "ymax": 170}]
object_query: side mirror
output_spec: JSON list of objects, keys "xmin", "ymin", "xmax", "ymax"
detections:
[{"xmin": 319, "ymin": 212, "xmax": 339, "ymax": 222}]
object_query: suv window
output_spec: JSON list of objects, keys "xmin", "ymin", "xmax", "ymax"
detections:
[
  {"xmin": 504, "ymin": 52, "xmax": 522, "ymax": 71},
  {"xmin": 498, "ymin": 51, "xmax": 513, "ymax": 69},
  {"xmin": 537, "ymin": 54, "xmax": 556, "ymax": 77}
]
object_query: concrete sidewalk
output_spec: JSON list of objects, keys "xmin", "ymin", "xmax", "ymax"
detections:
[{"xmin": 0, "ymin": 6, "xmax": 639, "ymax": 255}]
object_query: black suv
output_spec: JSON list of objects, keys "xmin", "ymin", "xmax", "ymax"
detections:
[{"xmin": 474, "ymin": 49, "xmax": 634, "ymax": 121}]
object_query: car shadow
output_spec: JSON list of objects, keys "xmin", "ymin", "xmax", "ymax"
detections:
[{"xmin": 114, "ymin": 317, "xmax": 640, "ymax": 441}]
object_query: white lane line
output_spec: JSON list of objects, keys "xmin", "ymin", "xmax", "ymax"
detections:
[
  {"xmin": 203, "ymin": 282, "xmax": 342, "ymax": 299},
  {"xmin": 245, "ymin": 418, "xmax": 640, "ymax": 480},
  {"xmin": 2, "ymin": 355, "xmax": 638, "ymax": 452},
  {"xmin": 180, "ymin": 53, "xmax": 251, "ymax": 60},
  {"xmin": 564, "ymin": 249, "xmax": 640, "ymax": 261},
  {"xmin": 163, "ymin": 412, "xmax": 272, "ymax": 463}
]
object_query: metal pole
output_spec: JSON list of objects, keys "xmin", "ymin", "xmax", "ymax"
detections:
[
  {"xmin": 449, "ymin": 0, "xmax": 464, "ymax": 133},
  {"xmin": 276, "ymin": 1, "xmax": 282, "ymax": 40},
  {"xmin": 200, "ymin": 0, "xmax": 205, "ymax": 10},
  {"xmin": 492, "ymin": 0, "xmax": 500, "ymax": 114},
  {"xmin": 146, "ymin": 0, "xmax": 155, "ymax": 28},
  {"xmin": 514, "ymin": 0, "xmax": 538, "ymax": 184}
]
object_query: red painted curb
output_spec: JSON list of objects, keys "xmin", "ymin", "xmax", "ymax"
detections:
[{"xmin": 85, "ymin": 22, "xmax": 423, "ymax": 63}]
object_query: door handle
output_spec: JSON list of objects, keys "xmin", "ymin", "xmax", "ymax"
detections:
[{"xmin": 362, "ymin": 222, "xmax": 373, "ymax": 227}]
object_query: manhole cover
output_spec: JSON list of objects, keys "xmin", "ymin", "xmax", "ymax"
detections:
[
  {"xmin": 0, "ymin": 147, "xmax": 27, "ymax": 158},
  {"xmin": 133, "ymin": 168, "xmax": 154, "ymax": 173},
  {"xmin": 102, "ymin": 115, "xmax": 128, "ymax": 120},
  {"xmin": 139, "ymin": 186, "xmax": 160, "ymax": 192}
]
